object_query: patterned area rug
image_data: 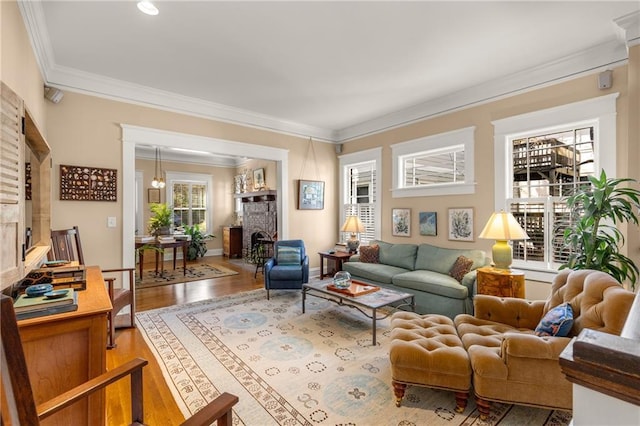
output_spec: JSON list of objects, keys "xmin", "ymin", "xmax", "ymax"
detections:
[
  {"xmin": 136, "ymin": 290, "xmax": 572, "ymax": 425},
  {"xmin": 135, "ymin": 263, "xmax": 239, "ymax": 289}
]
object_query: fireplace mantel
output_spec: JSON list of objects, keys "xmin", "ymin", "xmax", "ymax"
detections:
[{"xmin": 234, "ymin": 190, "xmax": 277, "ymax": 203}]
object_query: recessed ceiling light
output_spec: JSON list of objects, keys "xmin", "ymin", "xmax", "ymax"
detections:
[{"xmin": 137, "ymin": 1, "xmax": 159, "ymax": 16}]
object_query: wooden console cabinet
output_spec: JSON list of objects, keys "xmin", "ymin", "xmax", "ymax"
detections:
[
  {"xmin": 476, "ymin": 266, "xmax": 526, "ymax": 298},
  {"xmin": 223, "ymin": 226, "xmax": 243, "ymax": 258},
  {"xmin": 17, "ymin": 266, "xmax": 111, "ymax": 425}
]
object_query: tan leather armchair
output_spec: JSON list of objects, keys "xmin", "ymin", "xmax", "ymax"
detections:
[{"xmin": 454, "ymin": 269, "xmax": 635, "ymax": 419}]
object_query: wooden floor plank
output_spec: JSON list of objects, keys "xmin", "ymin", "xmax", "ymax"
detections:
[{"xmin": 106, "ymin": 256, "xmax": 263, "ymax": 424}]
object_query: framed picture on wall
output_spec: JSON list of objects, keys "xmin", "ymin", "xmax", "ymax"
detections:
[
  {"xmin": 297, "ymin": 180, "xmax": 325, "ymax": 210},
  {"xmin": 392, "ymin": 208, "xmax": 411, "ymax": 237},
  {"xmin": 448, "ymin": 207, "xmax": 474, "ymax": 241},
  {"xmin": 148, "ymin": 188, "xmax": 160, "ymax": 203},
  {"xmin": 253, "ymin": 168, "xmax": 265, "ymax": 190},
  {"xmin": 419, "ymin": 212, "xmax": 437, "ymax": 236}
]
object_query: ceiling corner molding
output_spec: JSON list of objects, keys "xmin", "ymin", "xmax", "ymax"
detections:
[
  {"xmin": 335, "ymin": 38, "xmax": 628, "ymax": 143},
  {"xmin": 18, "ymin": 0, "xmax": 56, "ymax": 81},
  {"xmin": 615, "ymin": 10, "xmax": 640, "ymax": 48}
]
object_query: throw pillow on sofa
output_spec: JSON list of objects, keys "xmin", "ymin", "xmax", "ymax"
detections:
[
  {"xmin": 359, "ymin": 244, "xmax": 379, "ymax": 263},
  {"xmin": 449, "ymin": 255, "xmax": 473, "ymax": 282},
  {"xmin": 535, "ymin": 303, "xmax": 574, "ymax": 337}
]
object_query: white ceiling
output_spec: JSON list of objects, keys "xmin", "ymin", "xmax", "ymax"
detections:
[{"xmin": 19, "ymin": 1, "xmax": 640, "ymax": 143}]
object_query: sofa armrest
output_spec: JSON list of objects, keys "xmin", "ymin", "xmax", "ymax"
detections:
[
  {"xmin": 348, "ymin": 255, "xmax": 361, "ymax": 262},
  {"xmin": 460, "ymin": 269, "xmax": 478, "ymax": 295},
  {"xmin": 502, "ymin": 333, "xmax": 571, "ymax": 361},
  {"xmin": 473, "ymin": 295, "xmax": 546, "ymax": 329}
]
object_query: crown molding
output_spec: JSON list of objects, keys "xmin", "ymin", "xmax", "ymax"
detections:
[
  {"xmin": 615, "ymin": 10, "xmax": 640, "ymax": 48},
  {"xmin": 335, "ymin": 38, "xmax": 628, "ymax": 142},
  {"xmin": 19, "ymin": 1, "xmax": 633, "ymax": 144}
]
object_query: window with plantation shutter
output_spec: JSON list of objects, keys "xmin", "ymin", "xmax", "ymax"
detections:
[
  {"xmin": 492, "ymin": 94, "xmax": 617, "ymax": 281},
  {"xmin": 340, "ymin": 148, "xmax": 381, "ymax": 246},
  {"xmin": 1, "ymin": 81, "xmax": 25, "ymax": 286}
]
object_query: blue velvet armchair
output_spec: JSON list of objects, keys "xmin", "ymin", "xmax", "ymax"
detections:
[{"xmin": 264, "ymin": 240, "xmax": 309, "ymax": 299}]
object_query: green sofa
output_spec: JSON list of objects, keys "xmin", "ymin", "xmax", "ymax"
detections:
[{"xmin": 343, "ymin": 241, "xmax": 488, "ymax": 318}]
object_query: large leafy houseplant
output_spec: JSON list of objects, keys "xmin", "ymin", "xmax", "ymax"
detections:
[
  {"xmin": 184, "ymin": 224, "xmax": 215, "ymax": 260},
  {"xmin": 560, "ymin": 170, "xmax": 640, "ymax": 289},
  {"xmin": 148, "ymin": 203, "xmax": 173, "ymax": 236}
]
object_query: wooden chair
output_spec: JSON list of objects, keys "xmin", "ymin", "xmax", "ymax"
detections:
[
  {"xmin": 49, "ymin": 226, "xmax": 135, "ymax": 348},
  {"xmin": 0, "ymin": 294, "xmax": 238, "ymax": 426}
]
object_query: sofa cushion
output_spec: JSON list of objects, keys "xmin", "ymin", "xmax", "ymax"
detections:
[
  {"xmin": 450, "ymin": 255, "xmax": 473, "ymax": 282},
  {"xmin": 342, "ymin": 261, "xmax": 408, "ymax": 285},
  {"xmin": 414, "ymin": 244, "xmax": 485, "ymax": 274},
  {"xmin": 535, "ymin": 303, "xmax": 573, "ymax": 337},
  {"xmin": 373, "ymin": 240, "xmax": 417, "ymax": 270},
  {"xmin": 277, "ymin": 246, "xmax": 301, "ymax": 265},
  {"xmin": 392, "ymin": 270, "xmax": 469, "ymax": 299},
  {"xmin": 359, "ymin": 244, "xmax": 379, "ymax": 264}
]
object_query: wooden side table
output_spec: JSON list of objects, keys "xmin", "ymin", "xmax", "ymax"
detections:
[
  {"xmin": 476, "ymin": 266, "xmax": 526, "ymax": 298},
  {"xmin": 318, "ymin": 251, "xmax": 352, "ymax": 279}
]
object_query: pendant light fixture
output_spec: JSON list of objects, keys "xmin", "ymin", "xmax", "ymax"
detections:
[
  {"xmin": 151, "ymin": 147, "xmax": 165, "ymax": 188},
  {"xmin": 157, "ymin": 148, "xmax": 165, "ymax": 188},
  {"xmin": 151, "ymin": 148, "xmax": 159, "ymax": 188}
]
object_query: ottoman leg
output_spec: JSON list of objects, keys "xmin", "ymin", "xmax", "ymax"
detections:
[
  {"xmin": 392, "ymin": 381, "xmax": 407, "ymax": 407},
  {"xmin": 476, "ymin": 397, "xmax": 491, "ymax": 420},
  {"xmin": 454, "ymin": 391, "xmax": 469, "ymax": 413}
]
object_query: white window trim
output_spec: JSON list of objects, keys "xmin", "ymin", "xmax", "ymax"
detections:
[
  {"xmin": 166, "ymin": 171, "xmax": 214, "ymax": 232},
  {"xmin": 391, "ymin": 126, "xmax": 476, "ymax": 198},
  {"xmin": 492, "ymin": 93, "xmax": 618, "ymax": 282},
  {"xmin": 339, "ymin": 147, "xmax": 382, "ymax": 242}
]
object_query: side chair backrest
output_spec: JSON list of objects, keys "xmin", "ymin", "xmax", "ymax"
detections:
[
  {"xmin": 49, "ymin": 226, "xmax": 85, "ymax": 264},
  {"xmin": 1, "ymin": 294, "xmax": 40, "ymax": 425}
]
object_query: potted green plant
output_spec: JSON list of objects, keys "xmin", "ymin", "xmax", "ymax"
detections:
[
  {"xmin": 148, "ymin": 203, "xmax": 173, "ymax": 236},
  {"xmin": 184, "ymin": 224, "xmax": 215, "ymax": 260},
  {"xmin": 560, "ymin": 169, "xmax": 640, "ymax": 289}
]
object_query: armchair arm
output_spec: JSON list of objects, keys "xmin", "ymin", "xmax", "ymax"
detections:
[
  {"xmin": 502, "ymin": 332, "xmax": 571, "ymax": 361},
  {"xmin": 37, "ymin": 358, "xmax": 148, "ymax": 422},
  {"xmin": 180, "ymin": 392, "xmax": 239, "ymax": 426},
  {"xmin": 302, "ymin": 255, "xmax": 309, "ymax": 283},
  {"xmin": 473, "ymin": 295, "xmax": 546, "ymax": 330}
]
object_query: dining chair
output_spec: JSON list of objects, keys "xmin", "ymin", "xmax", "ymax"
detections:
[
  {"xmin": 0, "ymin": 294, "xmax": 239, "ymax": 426},
  {"xmin": 49, "ymin": 226, "xmax": 135, "ymax": 349}
]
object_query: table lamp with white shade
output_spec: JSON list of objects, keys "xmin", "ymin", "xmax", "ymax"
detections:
[
  {"xmin": 341, "ymin": 216, "xmax": 365, "ymax": 253},
  {"xmin": 478, "ymin": 210, "xmax": 529, "ymax": 270}
]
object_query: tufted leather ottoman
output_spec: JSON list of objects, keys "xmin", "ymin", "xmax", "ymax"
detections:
[{"xmin": 389, "ymin": 312, "xmax": 471, "ymax": 412}]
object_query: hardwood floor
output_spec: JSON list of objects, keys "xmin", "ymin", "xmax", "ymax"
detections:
[{"xmin": 106, "ymin": 255, "xmax": 263, "ymax": 425}]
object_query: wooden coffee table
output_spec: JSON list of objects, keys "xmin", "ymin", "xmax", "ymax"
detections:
[{"xmin": 302, "ymin": 280, "xmax": 415, "ymax": 345}]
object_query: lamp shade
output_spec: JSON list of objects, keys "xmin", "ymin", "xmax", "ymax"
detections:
[
  {"xmin": 478, "ymin": 211, "xmax": 529, "ymax": 241},
  {"xmin": 478, "ymin": 211, "xmax": 529, "ymax": 270},
  {"xmin": 341, "ymin": 216, "xmax": 365, "ymax": 234}
]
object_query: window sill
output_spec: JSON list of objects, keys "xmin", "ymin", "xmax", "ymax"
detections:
[{"xmin": 391, "ymin": 182, "xmax": 476, "ymax": 198}]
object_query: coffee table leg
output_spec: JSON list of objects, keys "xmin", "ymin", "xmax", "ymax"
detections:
[
  {"xmin": 372, "ymin": 308, "xmax": 377, "ymax": 346},
  {"xmin": 302, "ymin": 288, "xmax": 307, "ymax": 313}
]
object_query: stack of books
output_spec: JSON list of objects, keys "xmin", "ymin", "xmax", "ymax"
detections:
[
  {"xmin": 158, "ymin": 235, "xmax": 176, "ymax": 243},
  {"xmin": 135, "ymin": 235, "xmax": 155, "ymax": 243},
  {"xmin": 13, "ymin": 289, "xmax": 78, "ymax": 320}
]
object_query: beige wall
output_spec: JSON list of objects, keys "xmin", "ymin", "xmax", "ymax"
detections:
[
  {"xmin": 4, "ymin": 0, "xmax": 638, "ymax": 293},
  {"xmin": 342, "ymin": 66, "xmax": 635, "ymax": 282},
  {"xmin": 1, "ymin": 0, "xmax": 47, "ymax": 131}
]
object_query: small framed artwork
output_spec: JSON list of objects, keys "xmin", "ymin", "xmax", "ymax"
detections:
[
  {"xmin": 448, "ymin": 207, "xmax": 474, "ymax": 241},
  {"xmin": 298, "ymin": 180, "xmax": 325, "ymax": 210},
  {"xmin": 148, "ymin": 188, "xmax": 160, "ymax": 203},
  {"xmin": 392, "ymin": 208, "xmax": 411, "ymax": 237},
  {"xmin": 419, "ymin": 212, "xmax": 437, "ymax": 236},
  {"xmin": 253, "ymin": 168, "xmax": 265, "ymax": 190}
]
